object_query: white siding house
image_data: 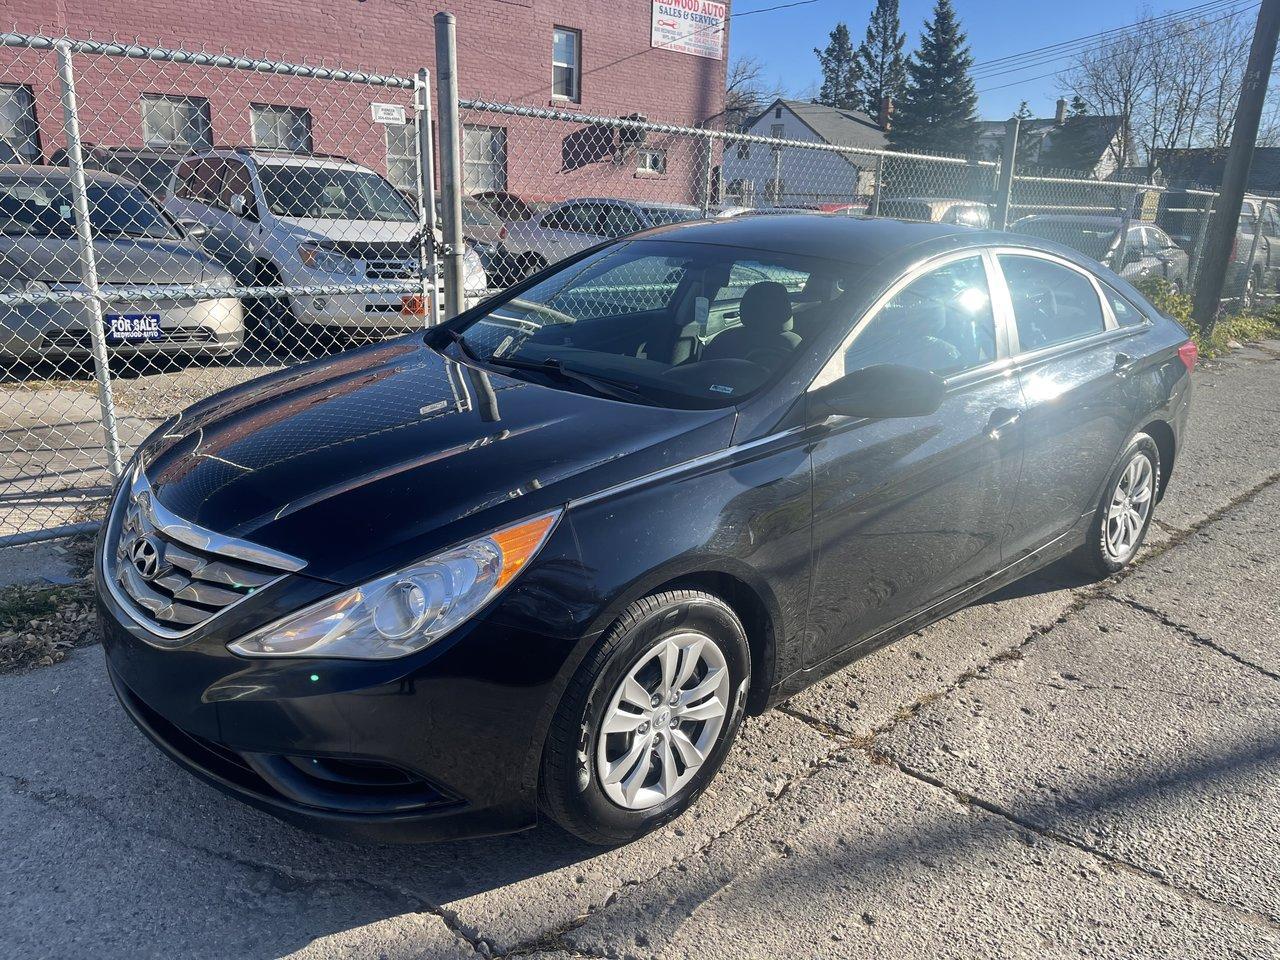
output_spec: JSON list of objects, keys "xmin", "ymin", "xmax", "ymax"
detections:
[{"xmin": 720, "ymin": 99, "xmax": 887, "ymax": 208}]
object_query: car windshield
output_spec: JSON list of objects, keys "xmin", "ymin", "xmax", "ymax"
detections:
[
  {"xmin": 453, "ymin": 239, "xmax": 852, "ymax": 409},
  {"xmin": 0, "ymin": 177, "xmax": 179, "ymax": 240},
  {"xmin": 1013, "ymin": 220, "xmax": 1118, "ymax": 260},
  {"xmin": 258, "ymin": 164, "xmax": 416, "ymax": 221}
]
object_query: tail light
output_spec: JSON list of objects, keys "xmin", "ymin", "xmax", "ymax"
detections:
[
  {"xmin": 1178, "ymin": 340, "xmax": 1198, "ymax": 371},
  {"xmin": 498, "ymin": 225, "xmax": 507, "ymax": 241}
]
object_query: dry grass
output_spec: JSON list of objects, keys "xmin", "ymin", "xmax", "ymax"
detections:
[{"xmin": 0, "ymin": 537, "xmax": 99, "ymax": 674}]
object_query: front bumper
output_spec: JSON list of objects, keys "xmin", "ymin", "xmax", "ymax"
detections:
[{"xmin": 97, "ymin": 562, "xmax": 575, "ymax": 843}]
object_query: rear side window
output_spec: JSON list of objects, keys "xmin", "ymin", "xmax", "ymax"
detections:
[
  {"xmin": 1000, "ymin": 255, "xmax": 1106, "ymax": 352},
  {"xmin": 1103, "ymin": 285, "xmax": 1147, "ymax": 327},
  {"xmin": 839, "ymin": 255, "xmax": 997, "ymax": 378}
]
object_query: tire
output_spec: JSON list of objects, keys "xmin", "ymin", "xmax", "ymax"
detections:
[
  {"xmin": 519, "ymin": 253, "xmax": 547, "ymax": 280},
  {"xmin": 1073, "ymin": 433, "xmax": 1161, "ymax": 578},
  {"xmin": 244, "ymin": 261, "xmax": 297, "ymax": 353},
  {"xmin": 540, "ymin": 589, "xmax": 751, "ymax": 845}
]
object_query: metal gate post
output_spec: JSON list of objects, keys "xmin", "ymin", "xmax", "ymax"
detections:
[
  {"xmin": 700, "ymin": 134, "xmax": 714, "ymax": 216},
  {"xmin": 414, "ymin": 67, "xmax": 439, "ymax": 324},
  {"xmin": 55, "ymin": 40, "xmax": 123, "ymax": 479},
  {"xmin": 993, "ymin": 117, "xmax": 1019, "ymax": 230},
  {"xmin": 1242, "ymin": 199, "xmax": 1265, "ymax": 308},
  {"xmin": 1111, "ymin": 186, "xmax": 1135, "ymax": 274},
  {"xmin": 870, "ymin": 153, "xmax": 885, "ymax": 217},
  {"xmin": 1188, "ymin": 193, "xmax": 1215, "ymax": 288},
  {"xmin": 434, "ymin": 13, "xmax": 465, "ymax": 318}
]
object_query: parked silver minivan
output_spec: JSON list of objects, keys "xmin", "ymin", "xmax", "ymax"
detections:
[{"xmin": 0, "ymin": 166, "xmax": 243, "ymax": 360}]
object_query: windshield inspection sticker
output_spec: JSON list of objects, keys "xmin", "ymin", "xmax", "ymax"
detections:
[{"xmin": 710, "ymin": 384, "xmax": 734, "ymax": 395}]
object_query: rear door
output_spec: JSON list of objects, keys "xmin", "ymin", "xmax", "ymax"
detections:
[
  {"xmin": 995, "ymin": 250, "xmax": 1135, "ymax": 562},
  {"xmin": 805, "ymin": 251, "xmax": 1025, "ymax": 667}
]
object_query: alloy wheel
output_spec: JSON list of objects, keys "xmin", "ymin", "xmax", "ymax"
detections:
[
  {"xmin": 1105, "ymin": 453, "xmax": 1154, "ymax": 560},
  {"xmin": 595, "ymin": 631, "xmax": 730, "ymax": 811}
]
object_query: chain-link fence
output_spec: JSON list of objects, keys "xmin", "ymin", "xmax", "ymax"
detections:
[{"xmin": 1, "ymin": 26, "xmax": 1274, "ymax": 547}]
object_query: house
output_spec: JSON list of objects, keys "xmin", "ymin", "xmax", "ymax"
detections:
[
  {"xmin": 719, "ymin": 98, "xmax": 888, "ymax": 207},
  {"xmin": 0, "ymin": 0, "xmax": 728, "ymax": 204},
  {"xmin": 976, "ymin": 100, "xmax": 1128, "ymax": 178},
  {"xmin": 1154, "ymin": 148, "xmax": 1280, "ymax": 193}
]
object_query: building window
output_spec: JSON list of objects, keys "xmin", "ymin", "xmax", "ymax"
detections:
[
  {"xmin": 770, "ymin": 123, "xmax": 785, "ymax": 139},
  {"xmin": 552, "ymin": 27, "xmax": 581, "ymax": 102},
  {"xmin": 0, "ymin": 85, "xmax": 39, "ymax": 162},
  {"xmin": 140, "ymin": 94, "xmax": 211, "ymax": 150},
  {"xmin": 774, "ymin": 106, "xmax": 782, "ymax": 118},
  {"xmin": 637, "ymin": 147, "xmax": 666, "ymax": 174},
  {"xmin": 463, "ymin": 125, "xmax": 507, "ymax": 192},
  {"xmin": 385, "ymin": 122, "xmax": 418, "ymax": 195},
  {"xmin": 251, "ymin": 104, "xmax": 312, "ymax": 152}
]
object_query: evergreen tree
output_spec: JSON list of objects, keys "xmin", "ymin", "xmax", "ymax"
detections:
[
  {"xmin": 855, "ymin": 0, "xmax": 906, "ymax": 125},
  {"xmin": 1013, "ymin": 100, "xmax": 1034, "ymax": 121},
  {"xmin": 888, "ymin": 0, "xmax": 979, "ymax": 155},
  {"xmin": 814, "ymin": 23, "xmax": 862, "ymax": 111}
]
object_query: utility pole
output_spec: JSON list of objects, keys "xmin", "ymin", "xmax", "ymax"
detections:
[{"xmin": 1192, "ymin": 0, "xmax": 1280, "ymax": 334}]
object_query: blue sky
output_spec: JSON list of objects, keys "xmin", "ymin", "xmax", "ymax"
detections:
[{"xmin": 727, "ymin": 0, "xmax": 1177, "ymax": 120}]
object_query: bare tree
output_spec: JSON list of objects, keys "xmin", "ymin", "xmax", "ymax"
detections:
[{"xmin": 707, "ymin": 55, "xmax": 786, "ymax": 132}]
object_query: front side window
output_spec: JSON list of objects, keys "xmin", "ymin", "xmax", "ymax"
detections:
[
  {"xmin": 0, "ymin": 176, "xmax": 178, "ymax": 240},
  {"xmin": 172, "ymin": 157, "xmax": 222, "ymax": 205},
  {"xmin": 0, "ymin": 84, "xmax": 40, "ymax": 162},
  {"xmin": 463, "ymin": 125, "xmax": 507, "ymax": 193},
  {"xmin": 140, "ymin": 94, "xmax": 211, "ymax": 150},
  {"xmin": 1000, "ymin": 254, "xmax": 1107, "ymax": 352},
  {"xmin": 542, "ymin": 201, "xmax": 598, "ymax": 234},
  {"xmin": 257, "ymin": 164, "xmax": 415, "ymax": 221},
  {"xmin": 552, "ymin": 28, "xmax": 581, "ymax": 102},
  {"xmin": 251, "ymin": 104, "xmax": 312, "ymax": 152},
  {"xmin": 835, "ymin": 255, "xmax": 997, "ymax": 379},
  {"xmin": 455, "ymin": 239, "xmax": 851, "ymax": 408}
]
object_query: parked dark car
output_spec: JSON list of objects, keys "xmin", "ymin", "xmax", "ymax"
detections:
[
  {"xmin": 1158, "ymin": 193, "xmax": 1280, "ymax": 303},
  {"xmin": 50, "ymin": 144, "xmax": 189, "ymax": 202},
  {"xmin": 96, "ymin": 216, "xmax": 1194, "ymax": 846},
  {"xmin": 1011, "ymin": 214, "xmax": 1190, "ymax": 292}
]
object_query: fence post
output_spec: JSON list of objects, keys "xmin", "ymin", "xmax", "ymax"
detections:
[
  {"xmin": 700, "ymin": 134, "xmax": 715, "ymax": 216},
  {"xmin": 55, "ymin": 40, "xmax": 122, "ymax": 480},
  {"xmin": 870, "ymin": 152, "xmax": 885, "ymax": 217},
  {"xmin": 1188, "ymin": 193, "xmax": 1215, "ymax": 289},
  {"xmin": 414, "ymin": 68, "xmax": 439, "ymax": 324},
  {"xmin": 434, "ymin": 12, "xmax": 465, "ymax": 319},
  {"xmin": 993, "ymin": 117, "xmax": 1019, "ymax": 230},
  {"xmin": 1111, "ymin": 186, "xmax": 1135, "ymax": 274},
  {"xmin": 1241, "ymin": 199, "xmax": 1265, "ymax": 308}
]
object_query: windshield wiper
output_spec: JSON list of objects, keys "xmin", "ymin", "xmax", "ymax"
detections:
[
  {"xmin": 484, "ymin": 354, "xmax": 654, "ymax": 404},
  {"xmin": 427, "ymin": 324, "xmax": 484, "ymax": 363}
]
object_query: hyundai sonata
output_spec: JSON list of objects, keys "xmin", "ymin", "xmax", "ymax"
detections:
[{"xmin": 97, "ymin": 215, "xmax": 1194, "ymax": 845}]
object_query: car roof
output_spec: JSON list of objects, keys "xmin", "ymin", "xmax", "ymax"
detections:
[
  {"xmin": 547, "ymin": 197, "xmax": 699, "ymax": 210},
  {"xmin": 185, "ymin": 149, "xmax": 374, "ymax": 174},
  {"xmin": 0, "ymin": 164, "xmax": 133, "ymax": 186},
  {"xmin": 633, "ymin": 214, "xmax": 983, "ymax": 266},
  {"xmin": 1013, "ymin": 214, "xmax": 1127, "ymax": 227}
]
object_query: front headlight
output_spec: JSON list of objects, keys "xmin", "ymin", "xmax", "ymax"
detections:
[
  {"xmin": 297, "ymin": 242, "xmax": 361, "ymax": 276},
  {"xmin": 228, "ymin": 510, "xmax": 561, "ymax": 660}
]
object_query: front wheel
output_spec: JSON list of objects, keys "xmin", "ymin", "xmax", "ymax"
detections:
[
  {"xmin": 1074, "ymin": 433, "xmax": 1160, "ymax": 577},
  {"xmin": 540, "ymin": 590, "xmax": 750, "ymax": 845}
]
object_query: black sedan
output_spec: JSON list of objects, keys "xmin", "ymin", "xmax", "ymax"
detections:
[{"xmin": 95, "ymin": 216, "xmax": 1195, "ymax": 845}]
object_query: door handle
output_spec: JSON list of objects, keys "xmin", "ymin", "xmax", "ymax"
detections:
[{"xmin": 986, "ymin": 407, "xmax": 1020, "ymax": 440}]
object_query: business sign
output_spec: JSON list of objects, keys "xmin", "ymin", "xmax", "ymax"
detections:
[
  {"xmin": 370, "ymin": 102, "xmax": 408, "ymax": 125},
  {"xmin": 651, "ymin": 0, "xmax": 726, "ymax": 61}
]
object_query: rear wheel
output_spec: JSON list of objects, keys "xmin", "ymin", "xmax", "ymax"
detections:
[
  {"xmin": 540, "ymin": 590, "xmax": 750, "ymax": 845},
  {"xmin": 244, "ymin": 261, "xmax": 297, "ymax": 354},
  {"xmin": 1074, "ymin": 433, "xmax": 1160, "ymax": 577}
]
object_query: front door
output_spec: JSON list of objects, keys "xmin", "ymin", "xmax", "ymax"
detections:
[{"xmin": 805, "ymin": 252, "xmax": 1025, "ymax": 667}]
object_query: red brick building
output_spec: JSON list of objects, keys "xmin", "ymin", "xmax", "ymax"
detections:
[{"xmin": 0, "ymin": 0, "xmax": 729, "ymax": 203}]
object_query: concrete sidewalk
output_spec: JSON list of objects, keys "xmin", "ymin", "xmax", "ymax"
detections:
[{"xmin": 2, "ymin": 345, "xmax": 1279, "ymax": 959}]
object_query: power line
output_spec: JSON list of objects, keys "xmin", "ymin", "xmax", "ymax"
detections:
[{"xmin": 976, "ymin": 0, "xmax": 1261, "ymax": 93}]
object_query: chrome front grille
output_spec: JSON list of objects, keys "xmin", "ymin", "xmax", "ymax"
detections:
[
  {"xmin": 106, "ymin": 466, "xmax": 305, "ymax": 644},
  {"xmin": 328, "ymin": 240, "xmax": 418, "ymax": 280}
]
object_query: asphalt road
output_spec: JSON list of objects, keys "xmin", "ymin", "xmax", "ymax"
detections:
[{"xmin": 2, "ymin": 344, "xmax": 1280, "ymax": 959}]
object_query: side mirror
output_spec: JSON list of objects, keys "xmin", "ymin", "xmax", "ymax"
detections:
[
  {"xmin": 229, "ymin": 193, "xmax": 253, "ymax": 219},
  {"xmin": 175, "ymin": 218, "xmax": 208, "ymax": 240},
  {"xmin": 811, "ymin": 363, "xmax": 946, "ymax": 420}
]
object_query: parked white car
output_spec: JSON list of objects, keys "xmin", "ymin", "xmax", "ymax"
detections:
[
  {"xmin": 165, "ymin": 149, "xmax": 485, "ymax": 341},
  {"xmin": 495, "ymin": 198, "xmax": 702, "ymax": 283}
]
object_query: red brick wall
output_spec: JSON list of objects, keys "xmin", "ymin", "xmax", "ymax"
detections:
[{"xmin": 2, "ymin": 1, "xmax": 727, "ymax": 204}]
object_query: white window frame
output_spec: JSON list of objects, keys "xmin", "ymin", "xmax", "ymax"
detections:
[
  {"xmin": 140, "ymin": 94, "xmax": 211, "ymax": 150},
  {"xmin": 552, "ymin": 27, "xmax": 581, "ymax": 102},
  {"xmin": 0, "ymin": 84, "xmax": 40, "ymax": 162},
  {"xmin": 385, "ymin": 122, "xmax": 418, "ymax": 194},
  {"xmin": 636, "ymin": 147, "xmax": 666, "ymax": 175},
  {"xmin": 250, "ymin": 104, "xmax": 313, "ymax": 153},
  {"xmin": 462, "ymin": 125, "xmax": 508, "ymax": 193}
]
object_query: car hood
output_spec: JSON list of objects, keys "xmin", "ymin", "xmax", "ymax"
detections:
[
  {"xmin": 141, "ymin": 337, "xmax": 734, "ymax": 583},
  {"xmin": 0, "ymin": 235, "xmax": 215, "ymax": 284},
  {"xmin": 276, "ymin": 217, "xmax": 423, "ymax": 244}
]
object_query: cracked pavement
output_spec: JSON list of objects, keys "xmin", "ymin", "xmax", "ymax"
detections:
[{"xmin": 3, "ymin": 345, "xmax": 1280, "ymax": 959}]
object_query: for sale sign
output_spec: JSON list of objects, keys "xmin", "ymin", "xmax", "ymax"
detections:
[{"xmin": 651, "ymin": 0, "xmax": 726, "ymax": 60}]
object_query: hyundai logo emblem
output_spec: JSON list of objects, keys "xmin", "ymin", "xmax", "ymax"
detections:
[{"xmin": 129, "ymin": 535, "xmax": 163, "ymax": 581}]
